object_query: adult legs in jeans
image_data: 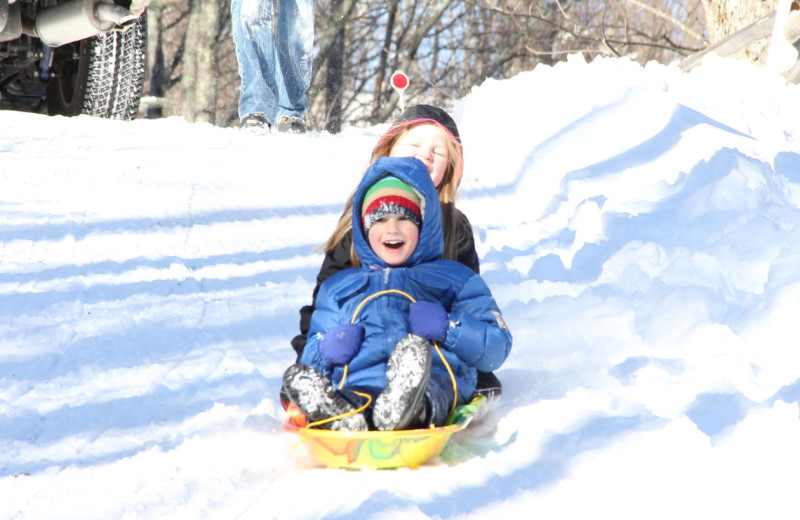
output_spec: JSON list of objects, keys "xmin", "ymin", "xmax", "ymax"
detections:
[
  {"xmin": 275, "ymin": 0, "xmax": 314, "ymax": 121},
  {"xmin": 230, "ymin": 0, "xmax": 315, "ymax": 123}
]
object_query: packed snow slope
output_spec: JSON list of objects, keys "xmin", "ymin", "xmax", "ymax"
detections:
[{"xmin": 2, "ymin": 54, "xmax": 800, "ymax": 519}]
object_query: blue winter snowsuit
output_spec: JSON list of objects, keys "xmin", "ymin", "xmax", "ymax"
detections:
[{"xmin": 300, "ymin": 156, "xmax": 512, "ymax": 423}]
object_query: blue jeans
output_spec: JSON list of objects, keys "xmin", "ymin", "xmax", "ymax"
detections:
[{"xmin": 230, "ymin": 0, "xmax": 315, "ymax": 122}]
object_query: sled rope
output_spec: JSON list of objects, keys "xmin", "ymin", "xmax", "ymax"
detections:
[
  {"xmin": 339, "ymin": 289, "xmax": 458, "ymax": 415},
  {"xmin": 305, "ymin": 390, "xmax": 373, "ymax": 429}
]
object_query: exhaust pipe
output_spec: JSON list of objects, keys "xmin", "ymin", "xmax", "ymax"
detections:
[{"xmin": 33, "ymin": 0, "xmax": 135, "ymax": 47}]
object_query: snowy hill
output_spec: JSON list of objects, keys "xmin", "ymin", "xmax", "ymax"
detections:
[{"xmin": 2, "ymin": 54, "xmax": 800, "ymax": 519}]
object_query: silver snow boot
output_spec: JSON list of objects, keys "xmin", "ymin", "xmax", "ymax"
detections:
[{"xmin": 372, "ymin": 334, "xmax": 432, "ymax": 431}]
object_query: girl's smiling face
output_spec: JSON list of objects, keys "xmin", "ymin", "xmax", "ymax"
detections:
[
  {"xmin": 367, "ymin": 214, "xmax": 419, "ymax": 266},
  {"xmin": 389, "ymin": 124, "xmax": 450, "ymax": 188}
]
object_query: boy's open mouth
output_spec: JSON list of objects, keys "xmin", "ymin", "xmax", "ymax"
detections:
[{"xmin": 383, "ymin": 240, "xmax": 405, "ymax": 250}]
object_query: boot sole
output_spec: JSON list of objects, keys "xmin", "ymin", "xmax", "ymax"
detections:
[
  {"xmin": 283, "ymin": 364, "xmax": 367, "ymax": 431},
  {"xmin": 373, "ymin": 334, "xmax": 432, "ymax": 431}
]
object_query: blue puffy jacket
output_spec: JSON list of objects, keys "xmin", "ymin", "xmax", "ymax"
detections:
[{"xmin": 300, "ymin": 157, "xmax": 512, "ymax": 403}]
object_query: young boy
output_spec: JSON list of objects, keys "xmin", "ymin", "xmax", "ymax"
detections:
[{"xmin": 283, "ymin": 157, "xmax": 512, "ymax": 431}]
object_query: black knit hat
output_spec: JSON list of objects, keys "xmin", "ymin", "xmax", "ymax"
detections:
[{"xmin": 391, "ymin": 104, "xmax": 462, "ymax": 148}]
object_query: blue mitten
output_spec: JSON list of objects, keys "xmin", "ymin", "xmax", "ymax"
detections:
[
  {"xmin": 409, "ymin": 301, "xmax": 449, "ymax": 342},
  {"xmin": 320, "ymin": 323, "xmax": 364, "ymax": 365}
]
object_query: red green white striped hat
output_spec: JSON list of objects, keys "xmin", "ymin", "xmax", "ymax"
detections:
[{"xmin": 361, "ymin": 176, "xmax": 423, "ymax": 232}]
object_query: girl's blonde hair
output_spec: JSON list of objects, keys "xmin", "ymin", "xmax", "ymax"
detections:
[{"xmin": 324, "ymin": 120, "xmax": 464, "ymax": 266}]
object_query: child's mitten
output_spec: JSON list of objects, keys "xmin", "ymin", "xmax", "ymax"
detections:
[
  {"xmin": 320, "ymin": 323, "xmax": 364, "ymax": 365},
  {"xmin": 409, "ymin": 301, "xmax": 449, "ymax": 342}
]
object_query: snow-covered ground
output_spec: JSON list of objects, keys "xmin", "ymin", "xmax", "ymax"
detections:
[{"xmin": 2, "ymin": 54, "xmax": 800, "ymax": 519}]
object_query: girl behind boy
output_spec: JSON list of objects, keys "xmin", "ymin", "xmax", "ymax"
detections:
[{"xmin": 290, "ymin": 105, "xmax": 503, "ymax": 398}]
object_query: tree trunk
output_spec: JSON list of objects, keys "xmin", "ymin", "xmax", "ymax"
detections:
[
  {"xmin": 370, "ymin": 0, "xmax": 399, "ymax": 122},
  {"xmin": 325, "ymin": 0, "xmax": 346, "ymax": 133},
  {"xmin": 181, "ymin": 0, "xmax": 220, "ymax": 123},
  {"xmin": 146, "ymin": 5, "xmax": 165, "ymax": 119}
]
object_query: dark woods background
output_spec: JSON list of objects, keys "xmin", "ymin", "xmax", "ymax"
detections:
[{"xmin": 144, "ymin": 0, "xmax": 778, "ymax": 132}]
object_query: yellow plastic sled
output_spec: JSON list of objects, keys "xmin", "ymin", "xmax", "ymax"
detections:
[{"xmin": 283, "ymin": 395, "xmax": 485, "ymax": 470}]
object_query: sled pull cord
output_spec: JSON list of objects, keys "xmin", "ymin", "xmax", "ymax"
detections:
[
  {"xmin": 340, "ymin": 289, "xmax": 458, "ymax": 415},
  {"xmin": 305, "ymin": 390, "xmax": 373, "ymax": 429}
]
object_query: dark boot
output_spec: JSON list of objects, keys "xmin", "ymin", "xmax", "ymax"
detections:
[
  {"xmin": 275, "ymin": 116, "xmax": 307, "ymax": 134},
  {"xmin": 239, "ymin": 113, "xmax": 270, "ymax": 135},
  {"xmin": 475, "ymin": 370, "xmax": 502, "ymax": 399}
]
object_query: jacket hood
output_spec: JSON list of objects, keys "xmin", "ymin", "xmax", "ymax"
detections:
[{"xmin": 352, "ymin": 157, "xmax": 443, "ymax": 269}]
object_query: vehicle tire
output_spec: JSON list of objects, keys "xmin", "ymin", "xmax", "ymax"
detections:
[{"xmin": 47, "ymin": 13, "xmax": 147, "ymax": 120}]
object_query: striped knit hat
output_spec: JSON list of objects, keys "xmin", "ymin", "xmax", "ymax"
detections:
[{"xmin": 361, "ymin": 176, "xmax": 423, "ymax": 232}]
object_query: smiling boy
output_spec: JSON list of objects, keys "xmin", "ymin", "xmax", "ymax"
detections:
[{"xmin": 361, "ymin": 175, "xmax": 422, "ymax": 266}]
